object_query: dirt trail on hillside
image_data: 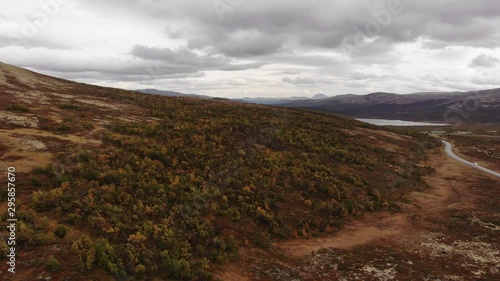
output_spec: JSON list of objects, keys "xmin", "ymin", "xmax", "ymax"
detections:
[
  {"xmin": 276, "ymin": 213, "xmax": 410, "ymax": 257},
  {"xmin": 275, "ymin": 149, "xmax": 477, "ymax": 257}
]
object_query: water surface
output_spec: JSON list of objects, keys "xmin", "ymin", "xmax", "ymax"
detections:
[{"xmin": 356, "ymin": 118, "xmax": 449, "ymax": 127}]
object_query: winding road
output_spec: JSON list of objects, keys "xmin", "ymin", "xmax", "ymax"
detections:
[{"xmin": 442, "ymin": 140, "xmax": 500, "ymax": 179}]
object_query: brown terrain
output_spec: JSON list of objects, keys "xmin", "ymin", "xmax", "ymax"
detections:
[
  {"xmin": 0, "ymin": 62, "xmax": 498, "ymax": 280},
  {"xmin": 0, "ymin": 63, "xmax": 159, "ymax": 280},
  {"xmin": 448, "ymin": 133, "xmax": 500, "ymax": 171},
  {"xmin": 214, "ymin": 145, "xmax": 499, "ymax": 280}
]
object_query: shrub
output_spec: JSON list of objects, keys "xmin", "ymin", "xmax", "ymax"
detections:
[
  {"xmin": 57, "ymin": 123, "xmax": 72, "ymax": 132},
  {"xmin": 6, "ymin": 104, "xmax": 30, "ymax": 112},
  {"xmin": 54, "ymin": 225, "xmax": 67, "ymax": 238},
  {"xmin": 81, "ymin": 122, "xmax": 95, "ymax": 130},
  {"xmin": 46, "ymin": 256, "xmax": 60, "ymax": 272},
  {"xmin": 0, "ymin": 240, "xmax": 9, "ymax": 256},
  {"xmin": 60, "ymin": 104, "xmax": 80, "ymax": 110},
  {"xmin": 31, "ymin": 178, "xmax": 41, "ymax": 187},
  {"xmin": 252, "ymin": 232, "xmax": 272, "ymax": 249}
]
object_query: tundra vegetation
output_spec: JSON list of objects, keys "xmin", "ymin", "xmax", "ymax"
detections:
[{"xmin": 0, "ymin": 66, "xmax": 440, "ymax": 280}]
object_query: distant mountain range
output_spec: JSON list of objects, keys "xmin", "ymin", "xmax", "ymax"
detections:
[
  {"xmin": 236, "ymin": 93, "xmax": 329, "ymax": 105},
  {"xmin": 136, "ymin": 88, "xmax": 216, "ymax": 99},
  {"xmin": 136, "ymin": 88, "xmax": 499, "ymax": 123},
  {"xmin": 137, "ymin": 89, "xmax": 331, "ymax": 105},
  {"xmin": 272, "ymin": 89, "xmax": 500, "ymax": 123}
]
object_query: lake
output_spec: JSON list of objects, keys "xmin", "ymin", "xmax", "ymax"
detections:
[{"xmin": 356, "ymin": 118, "xmax": 450, "ymax": 127}]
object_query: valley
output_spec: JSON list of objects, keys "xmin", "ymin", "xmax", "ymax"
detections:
[
  {"xmin": 216, "ymin": 131, "xmax": 500, "ymax": 280},
  {"xmin": 2, "ymin": 1, "xmax": 500, "ymax": 280},
  {"xmin": 0, "ymin": 63, "xmax": 498, "ymax": 280}
]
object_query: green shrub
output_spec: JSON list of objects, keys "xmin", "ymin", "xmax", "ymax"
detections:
[
  {"xmin": 81, "ymin": 122, "xmax": 95, "ymax": 130},
  {"xmin": 54, "ymin": 225, "xmax": 67, "ymax": 238},
  {"xmin": 6, "ymin": 104, "xmax": 30, "ymax": 112},
  {"xmin": 31, "ymin": 178, "xmax": 41, "ymax": 187},
  {"xmin": 252, "ymin": 232, "xmax": 272, "ymax": 249},
  {"xmin": 0, "ymin": 240, "xmax": 9, "ymax": 256},
  {"xmin": 46, "ymin": 256, "xmax": 60, "ymax": 272},
  {"xmin": 60, "ymin": 104, "xmax": 80, "ymax": 110},
  {"xmin": 57, "ymin": 123, "xmax": 72, "ymax": 132}
]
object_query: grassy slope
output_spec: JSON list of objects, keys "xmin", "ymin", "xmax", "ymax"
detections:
[{"xmin": 0, "ymin": 63, "xmax": 439, "ymax": 280}]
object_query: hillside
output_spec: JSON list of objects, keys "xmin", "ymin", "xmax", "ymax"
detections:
[
  {"xmin": 136, "ymin": 89, "xmax": 214, "ymax": 100},
  {"xmin": 274, "ymin": 89, "xmax": 500, "ymax": 123},
  {"xmin": 0, "ymin": 62, "xmax": 439, "ymax": 280}
]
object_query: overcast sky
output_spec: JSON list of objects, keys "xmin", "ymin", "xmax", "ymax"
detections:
[{"xmin": 1, "ymin": 0, "xmax": 500, "ymax": 98}]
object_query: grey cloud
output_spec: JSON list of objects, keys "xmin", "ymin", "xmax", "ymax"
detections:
[
  {"xmin": 3, "ymin": 0, "xmax": 500, "ymax": 97},
  {"xmin": 470, "ymin": 74, "xmax": 500, "ymax": 85},
  {"xmin": 0, "ymin": 35, "xmax": 71, "ymax": 49},
  {"xmin": 349, "ymin": 71, "xmax": 384, "ymax": 80},
  {"xmin": 2, "ymin": 42, "xmax": 265, "ymax": 85},
  {"xmin": 26, "ymin": 57, "xmax": 257, "ymax": 80},
  {"xmin": 131, "ymin": 45, "xmax": 231, "ymax": 67},
  {"xmin": 53, "ymin": 70, "xmax": 206, "ymax": 82},
  {"xmin": 259, "ymin": 52, "xmax": 344, "ymax": 68},
  {"xmin": 218, "ymin": 62, "xmax": 267, "ymax": 71},
  {"xmin": 79, "ymin": 0, "xmax": 500, "ymax": 62},
  {"xmin": 282, "ymin": 76, "xmax": 334, "ymax": 85},
  {"xmin": 14, "ymin": 56, "xmax": 191, "ymax": 77},
  {"xmin": 469, "ymin": 54, "xmax": 500, "ymax": 68},
  {"xmin": 151, "ymin": 1, "xmax": 500, "ymax": 55},
  {"xmin": 130, "ymin": 45, "xmax": 266, "ymax": 73},
  {"xmin": 190, "ymin": 29, "xmax": 285, "ymax": 57}
]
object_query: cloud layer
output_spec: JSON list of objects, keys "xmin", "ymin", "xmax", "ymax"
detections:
[{"xmin": 1, "ymin": 0, "xmax": 500, "ymax": 97}]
